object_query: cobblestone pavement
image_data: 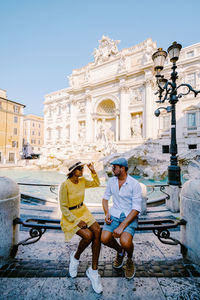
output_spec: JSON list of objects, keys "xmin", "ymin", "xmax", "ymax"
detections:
[{"xmin": 0, "ymin": 258, "xmax": 200, "ymax": 278}]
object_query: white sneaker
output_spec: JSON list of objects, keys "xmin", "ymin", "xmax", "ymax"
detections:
[
  {"xmin": 86, "ymin": 267, "xmax": 103, "ymax": 294},
  {"xmin": 69, "ymin": 251, "xmax": 79, "ymax": 278}
]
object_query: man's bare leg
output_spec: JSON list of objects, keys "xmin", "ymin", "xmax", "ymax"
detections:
[
  {"xmin": 101, "ymin": 230, "xmax": 123, "ymax": 253},
  {"xmin": 120, "ymin": 232, "xmax": 134, "ymax": 258}
]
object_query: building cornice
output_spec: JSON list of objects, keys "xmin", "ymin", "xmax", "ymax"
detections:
[{"xmin": 0, "ymin": 97, "xmax": 26, "ymax": 107}]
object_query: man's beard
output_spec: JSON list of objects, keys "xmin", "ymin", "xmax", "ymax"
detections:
[{"xmin": 114, "ymin": 172, "xmax": 120, "ymax": 177}]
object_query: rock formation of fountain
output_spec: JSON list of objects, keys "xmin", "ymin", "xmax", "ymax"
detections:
[{"xmin": 33, "ymin": 140, "xmax": 200, "ymax": 181}]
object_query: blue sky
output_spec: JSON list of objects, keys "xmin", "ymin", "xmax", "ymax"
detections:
[{"xmin": 0, "ymin": 0, "xmax": 200, "ymax": 116}]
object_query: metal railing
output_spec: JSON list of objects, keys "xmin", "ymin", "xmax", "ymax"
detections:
[
  {"xmin": 18, "ymin": 182, "xmax": 59, "ymax": 196},
  {"xmin": 17, "ymin": 182, "xmax": 170, "ymax": 204},
  {"xmin": 146, "ymin": 184, "xmax": 170, "ymax": 200}
]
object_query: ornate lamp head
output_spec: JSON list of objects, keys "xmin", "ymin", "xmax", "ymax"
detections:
[
  {"xmin": 152, "ymin": 48, "xmax": 167, "ymax": 75},
  {"xmin": 167, "ymin": 42, "xmax": 182, "ymax": 63}
]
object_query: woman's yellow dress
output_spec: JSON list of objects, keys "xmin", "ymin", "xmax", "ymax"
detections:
[{"xmin": 59, "ymin": 173, "xmax": 100, "ymax": 241}]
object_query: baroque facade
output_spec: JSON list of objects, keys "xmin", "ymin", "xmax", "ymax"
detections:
[{"xmin": 43, "ymin": 36, "xmax": 200, "ymax": 158}]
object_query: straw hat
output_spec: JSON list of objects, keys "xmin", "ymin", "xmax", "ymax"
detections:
[{"xmin": 61, "ymin": 159, "xmax": 84, "ymax": 176}]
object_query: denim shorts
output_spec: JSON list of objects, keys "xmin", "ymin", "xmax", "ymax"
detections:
[{"xmin": 103, "ymin": 212, "xmax": 138, "ymax": 237}]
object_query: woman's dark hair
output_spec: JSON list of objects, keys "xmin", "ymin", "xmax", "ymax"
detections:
[
  {"xmin": 67, "ymin": 171, "xmax": 74, "ymax": 179},
  {"xmin": 67, "ymin": 165, "xmax": 83, "ymax": 178}
]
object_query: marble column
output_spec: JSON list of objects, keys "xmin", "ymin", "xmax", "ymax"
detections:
[
  {"xmin": 115, "ymin": 113, "xmax": 119, "ymax": 141},
  {"xmin": 85, "ymin": 94, "xmax": 93, "ymax": 143},
  {"xmin": 119, "ymin": 83, "xmax": 131, "ymax": 140},
  {"xmin": 70, "ymin": 98, "xmax": 78, "ymax": 143},
  {"xmin": 94, "ymin": 118, "xmax": 97, "ymax": 142},
  {"xmin": 143, "ymin": 75, "xmax": 156, "ymax": 139}
]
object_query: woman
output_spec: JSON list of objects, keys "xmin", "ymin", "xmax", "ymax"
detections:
[{"xmin": 59, "ymin": 159, "xmax": 103, "ymax": 294}]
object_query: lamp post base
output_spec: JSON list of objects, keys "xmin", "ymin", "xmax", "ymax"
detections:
[
  {"xmin": 166, "ymin": 185, "xmax": 181, "ymax": 212},
  {"xmin": 168, "ymin": 165, "xmax": 181, "ymax": 186}
]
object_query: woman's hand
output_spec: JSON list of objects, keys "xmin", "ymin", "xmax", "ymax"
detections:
[
  {"xmin": 77, "ymin": 220, "xmax": 88, "ymax": 229},
  {"xmin": 87, "ymin": 162, "xmax": 96, "ymax": 174}
]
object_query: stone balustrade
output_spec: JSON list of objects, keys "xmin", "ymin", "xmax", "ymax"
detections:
[
  {"xmin": 180, "ymin": 179, "xmax": 200, "ymax": 265},
  {"xmin": 0, "ymin": 177, "xmax": 20, "ymax": 267}
]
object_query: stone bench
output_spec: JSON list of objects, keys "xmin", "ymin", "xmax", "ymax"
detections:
[{"xmin": 11, "ymin": 216, "xmax": 186, "ymax": 258}]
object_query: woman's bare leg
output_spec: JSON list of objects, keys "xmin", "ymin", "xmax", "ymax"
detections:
[
  {"xmin": 75, "ymin": 228, "xmax": 93, "ymax": 259},
  {"xmin": 89, "ymin": 222, "xmax": 101, "ymax": 270}
]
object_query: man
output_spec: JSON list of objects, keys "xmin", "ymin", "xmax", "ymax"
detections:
[{"xmin": 101, "ymin": 157, "xmax": 142, "ymax": 279}]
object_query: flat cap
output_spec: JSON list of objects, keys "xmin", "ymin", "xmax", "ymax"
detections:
[{"xmin": 110, "ymin": 157, "xmax": 128, "ymax": 168}]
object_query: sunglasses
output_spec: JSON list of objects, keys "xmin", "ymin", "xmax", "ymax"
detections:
[
  {"xmin": 112, "ymin": 165, "xmax": 121, "ymax": 170},
  {"xmin": 76, "ymin": 166, "xmax": 84, "ymax": 171}
]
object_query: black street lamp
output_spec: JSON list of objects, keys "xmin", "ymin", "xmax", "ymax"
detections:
[{"xmin": 152, "ymin": 42, "xmax": 200, "ymax": 186}]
